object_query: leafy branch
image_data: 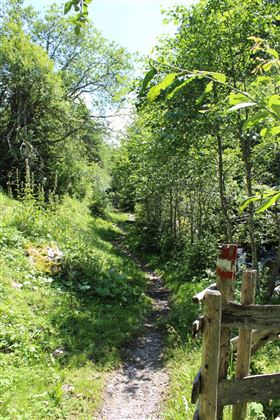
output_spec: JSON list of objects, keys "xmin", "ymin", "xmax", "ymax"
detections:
[
  {"xmin": 64, "ymin": 0, "xmax": 93, "ymax": 34},
  {"xmin": 240, "ymin": 189, "xmax": 280, "ymax": 214},
  {"xmin": 141, "ymin": 38, "xmax": 280, "ymax": 213},
  {"xmin": 143, "ymin": 58, "xmax": 279, "ymax": 121}
]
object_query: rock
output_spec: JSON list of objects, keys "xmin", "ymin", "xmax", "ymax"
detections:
[
  {"xmin": 52, "ymin": 347, "xmax": 66, "ymax": 358},
  {"xmin": 11, "ymin": 281, "xmax": 23, "ymax": 289},
  {"xmin": 25, "ymin": 244, "xmax": 63, "ymax": 275},
  {"xmin": 61, "ymin": 384, "xmax": 74, "ymax": 393}
]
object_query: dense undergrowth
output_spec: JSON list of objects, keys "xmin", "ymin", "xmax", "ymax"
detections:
[
  {"xmin": 0, "ymin": 193, "xmax": 150, "ymax": 419},
  {"xmin": 123, "ymin": 222, "xmax": 280, "ymax": 419}
]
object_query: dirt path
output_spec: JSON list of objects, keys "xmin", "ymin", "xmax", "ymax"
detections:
[{"xmin": 97, "ymin": 236, "xmax": 170, "ymax": 420}]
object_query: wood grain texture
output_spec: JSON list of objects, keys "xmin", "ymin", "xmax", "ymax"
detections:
[
  {"xmin": 200, "ymin": 290, "xmax": 222, "ymax": 420},
  {"xmin": 216, "ymin": 244, "xmax": 237, "ymax": 420},
  {"xmin": 232, "ymin": 270, "xmax": 256, "ymax": 420},
  {"xmin": 222, "ymin": 302, "xmax": 280, "ymax": 330},
  {"xmin": 219, "ymin": 373, "xmax": 280, "ymax": 405},
  {"xmin": 230, "ymin": 329, "xmax": 280, "ymax": 353}
]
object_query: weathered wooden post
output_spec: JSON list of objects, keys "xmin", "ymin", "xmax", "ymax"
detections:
[
  {"xmin": 191, "ymin": 248, "xmax": 280, "ymax": 417},
  {"xmin": 200, "ymin": 290, "xmax": 222, "ymax": 419},
  {"xmin": 216, "ymin": 244, "xmax": 238, "ymax": 419},
  {"xmin": 232, "ymin": 269, "xmax": 256, "ymax": 420}
]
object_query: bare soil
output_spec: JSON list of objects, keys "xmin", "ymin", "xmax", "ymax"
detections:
[{"xmin": 97, "ymin": 238, "xmax": 170, "ymax": 420}]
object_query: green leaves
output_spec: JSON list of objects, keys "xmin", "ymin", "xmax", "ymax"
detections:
[
  {"xmin": 64, "ymin": 0, "xmax": 93, "ymax": 34},
  {"xmin": 268, "ymin": 94, "xmax": 280, "ymax": 117},
  {"xmin": 139, "ymin": 67, "xmax": 157, "ymax": 97},
  {"xmin": 267, "ymin": 48, "xmax": 279, "ymax": 60},
  {"xmin": 64, "ymin": 1, "xmax": 73, "ymax": 14},
  {"xmin": 147, "ymin": 73, "xmax": 178, "ymax": 102},
  {"xmin": 243, "ymin": 111, "xmax": 269, "ymax": 129},
  {"xmin": 196, "ymin": 81, "xmax": 213, "ymax": 105},
  {"xmin": 146, "ymin": 69, "xmax": 227, "ymax": 103},
  {"xmin": 257, "ymin": 192, "xmax": 280, "ymax": 213},
  {"xmin": 166, "ymin": 77, "xmax": 194, "ymax": 100},
  {"xmin": 228, "ymin": 92, "xmax": 256, "ymax": 112},
  {"xmin": 204, "ymin": 81, "xmax": 213, "ymax": 93},
  {"xmin": 240, "ymin": 196, "xmax": 261, "ymax": 212},
  {"xmin": 240, "ymin": 190, "xmax": 280, "ymax": 213},
  {"xmin": 260, "ymin": 126, "xmax": 280, "ymax": 137},
  {"xmin": 64, "ymin": 0, "xmax": 93, "ymax": 15},
  {"xmin": 228, "ymin": 102, "xmax": 256, "ymax": 112},
  {"xmin": 229, "ymin": 92, "xmax": 249, "ymax": 105},
  {"xmin": 207, "ymin": 72, "xmax": 226, "ymax": 83},
  {"xmin": 227, "ymin": 74, "xmax": 280, "ymax": 137},
  {"xmin": 144, "ymin": 67, "xmax": 227, "ymax": 103}
]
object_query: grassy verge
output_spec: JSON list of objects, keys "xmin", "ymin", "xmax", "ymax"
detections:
[{"xmin": 0, "ymin": 194, "xmax": 150, "ymax": 419}]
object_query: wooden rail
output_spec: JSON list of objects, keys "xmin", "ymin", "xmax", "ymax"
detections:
[
  {"xmin": 222, "ymin": 302, "xmax": 280, "ymax": 330},
  {"xmin": 230, "ymin": 329, "xmax": 280, "ymax": 354},
  {"xmin": 219, "ymin": 373, "xmax": 280, "ymax": 405},
  {"xmin": 191, "ymin": 244, "xmax": 280, "ymax": 420}
]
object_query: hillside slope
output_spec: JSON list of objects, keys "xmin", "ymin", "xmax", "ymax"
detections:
[{"xmin": 0, "ymin": 193, "xmax": 149, "ymax": 419}]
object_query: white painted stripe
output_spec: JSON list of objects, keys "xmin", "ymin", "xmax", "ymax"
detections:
[{"xmin": 217, "ymin": 258, "xmax": 236, "ymax": 272}]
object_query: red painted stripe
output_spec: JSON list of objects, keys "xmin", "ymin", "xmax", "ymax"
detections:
[
  {"xmin": 218, "ymin": 244, "xmax": 238, "ymax": 262},
  {"xmin": 216, "ymin": 267, "xmax": 235, "ymax": 279}
]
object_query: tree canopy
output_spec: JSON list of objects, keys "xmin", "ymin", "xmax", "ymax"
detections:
[
  {"xmin": 0, "ymin": 1, "xmax": 132, "ymax": 201},
  {"xmin": 112, "ymin": 0, "xmax": 280, "ymax": 295}
]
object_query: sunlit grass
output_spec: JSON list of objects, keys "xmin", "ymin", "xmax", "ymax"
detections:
[{"xmin": 0, "ymin": 193, "xmax": 150, "ymax": 419}]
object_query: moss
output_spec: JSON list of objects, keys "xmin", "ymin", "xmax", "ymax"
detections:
[{"xmin": 25, "ymin": 243, "xmax": 63, "ymax": 275}]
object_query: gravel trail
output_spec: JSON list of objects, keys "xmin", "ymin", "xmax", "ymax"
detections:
[{"xmin": 97, "ymin": 239, "xmax": 170, "ymax": 420}]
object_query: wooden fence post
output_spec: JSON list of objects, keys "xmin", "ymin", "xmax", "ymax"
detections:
[
  {"xmin": 232, "ymin": 269, "xmax": 256, "ymax": 420},
  {"xmin": 216, "ymin": 244, "xmax": 237, "ymax": 419},
  {"xmin": 200, "ymin": 290, "xmax": 222, "ymax": 420}
]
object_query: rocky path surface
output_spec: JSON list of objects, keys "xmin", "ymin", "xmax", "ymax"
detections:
[{"xmin": 97, "ymin": 233, "xmax": 170, "ymax": 420}]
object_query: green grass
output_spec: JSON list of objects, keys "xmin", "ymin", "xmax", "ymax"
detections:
[{"xmin": 0, "ymin": 194, "xmax": 150, "ymax": 419}]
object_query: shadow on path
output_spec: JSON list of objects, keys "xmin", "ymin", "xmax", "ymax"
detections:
[{"xmin": 97, "ymin": 227, "xmax": 170, "ymax": 420}]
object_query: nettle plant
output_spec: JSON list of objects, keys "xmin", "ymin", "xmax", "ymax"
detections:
[{"xmin": 141, "ymin": 37, "xmax": 280, "ymax": 213}]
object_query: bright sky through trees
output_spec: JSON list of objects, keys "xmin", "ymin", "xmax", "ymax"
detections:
[
  {"xmin": 25, "ymin": 0, "xmax": 196, "ymax": 55},
  {"xmin": 24, "ymin": 0, "xmax": 196, "ymax": 138}
]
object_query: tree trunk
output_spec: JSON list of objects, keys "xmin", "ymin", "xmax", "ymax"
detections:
[
  {"xmin": 241, "ymin": 134, "xmax": 259, "ymax": 283},
  {"xmin": 189, "ymin": 191, "xmax": 194, "ymax": 245},
  {"xmin": 169, "ymin": 189, "xmax": 173, "ymax": 238},
  {"xmin": 216, "ymin": 132, "xmax": 233, "ymax": 242}
]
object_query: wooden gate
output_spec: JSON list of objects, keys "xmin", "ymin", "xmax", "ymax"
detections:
[{"xmin": 191, "ymin": 244, "xmax": 280, "ymax": 420}]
